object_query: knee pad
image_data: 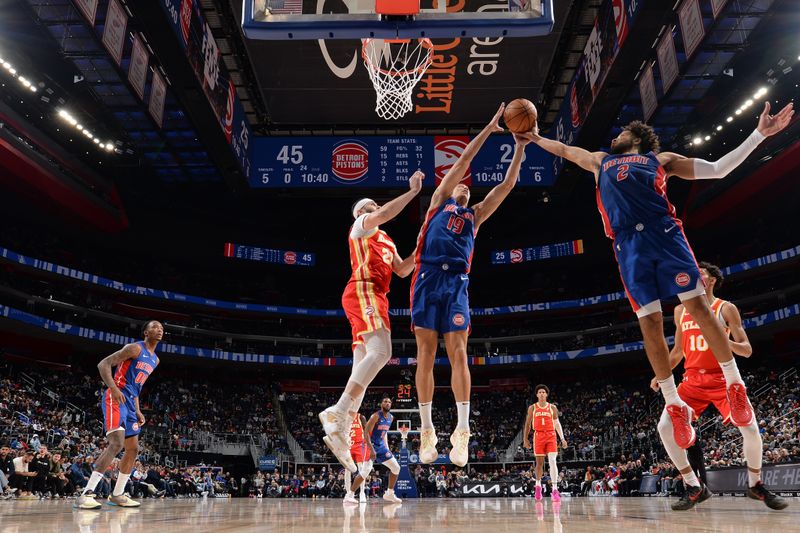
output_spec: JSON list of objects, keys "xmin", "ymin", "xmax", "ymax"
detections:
[{"xmin": 383, "ymin": 457, "xmax": 401, "ymax": 475}]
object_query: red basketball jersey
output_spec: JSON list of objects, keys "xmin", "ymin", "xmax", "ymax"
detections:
[
  {"xmin": 348, "ymin": 228, "xmax": 397, "ymax": 296},
  {"xmin": 532, "ymin": 402, "xmax": 554, "ymax": 433},
  {"xmin": 349, "ymin": 415, "xmax": 366, "ymax": 455},
  {"xmin": 681, "ymin": 298, "xmax": 729, "ymax": 374}
]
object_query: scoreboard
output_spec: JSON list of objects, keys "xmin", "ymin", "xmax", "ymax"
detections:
[
  {"xmin": 249, "ymin": 135, "xmax": 556, "ymax": 188},
  {"xmin": 223, "ymin": 242, "xmax": 315, "ymax": 267},
  {"xmin": 491, "ymin": 240, "xmax": 584, "ymax": 265}
]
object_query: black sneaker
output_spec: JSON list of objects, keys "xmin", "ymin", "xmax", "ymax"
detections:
[
  {"xmin": 671, "ymin": 484, "xmax": 712, "ymax": 511},
  {"xmin": 747, "ymin": 482, "xmax": 788, "ymax": 510}
]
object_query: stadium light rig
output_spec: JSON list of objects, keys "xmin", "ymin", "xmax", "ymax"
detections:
[
  {"xmin": 57, "ymin": 109, "xmax": 118, "ymax": 154},
  {"xmin": 0, "ymin": 55, "xmax": 37, "ymax": 92}
]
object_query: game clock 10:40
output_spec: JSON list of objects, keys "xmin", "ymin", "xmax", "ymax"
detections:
[{"xmin": 249, "ymin": 136, "xmax": 555, "ymax": 188}]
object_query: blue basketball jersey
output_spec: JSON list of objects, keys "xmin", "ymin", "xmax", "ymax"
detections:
[
  {"xmin": 416, "ymin": 198, "xmax": 476, "ymax": 273},
  {"xmin": 113, "ymin": 341, "xmax": 158, "ymax": 399},
  {"xmin": 595, "ymin": 151, "xmax": 677, "ymax": 239},
  {"xmin": 370, "ymin": 410, "xmax": 393, "ymax": 448}
]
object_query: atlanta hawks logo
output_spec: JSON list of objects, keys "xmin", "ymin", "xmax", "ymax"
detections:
[
  {"xmin": 452, "ymin": 313, "xmax": 465, "ymax": 326},
  {"xmin": 675, "ymin": 272, "xmax": 691, "ymax": 287}
]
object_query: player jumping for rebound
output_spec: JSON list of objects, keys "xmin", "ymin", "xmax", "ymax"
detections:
[
  {"xmin": 413, "ymin": 104, "xmax": 534, "ymax": 467},
  {"xmin": 346, "ymin": 397, "xmax": 402, "ymax": 504},
  {"xmin": 76, "ymin": 320, "xmax": 162, "ymax": 509},
  {"xmin": 320, "ymin": 172, "xmax": 423, "ymax": 473},
  {"xmin": 522, "ymin": 384, "xmax": 568, "ymax": 502},
  {"xmin": 531, "ymin": 100, "xmax": 793, "ymax": 506},
  {"xmin": 652, "ymin": 262, "xmax": 788, "ymax": 511}
]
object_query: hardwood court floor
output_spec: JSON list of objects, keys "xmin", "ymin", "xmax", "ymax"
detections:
[{"xmin": 1, "ymin": 496, "xmax": 796, "ymax": 532}]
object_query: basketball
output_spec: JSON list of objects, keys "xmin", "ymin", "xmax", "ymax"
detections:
[{"xmin": 503, "ymin": 98, "xmax": 538, "ymax": 133}]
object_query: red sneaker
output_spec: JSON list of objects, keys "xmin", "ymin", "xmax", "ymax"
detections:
[
  {"xmin": 727, "ymin": 383, "xmax": 755, "ymax": 426},
  {"xmin": 666, "ymin": 404, "xmax": 696, "ymax": 448}
]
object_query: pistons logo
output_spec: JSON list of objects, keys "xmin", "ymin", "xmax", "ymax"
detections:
[
  {"xmin": 570, "ymin": 85, "xmax": 581, "ymax": 128},
  {"xmin": 180, "ymin": 0, "xmax": 193, "ymax": 45},
  {"xmin": 332, "ymin": 141, "xmax": 369, "ymax": 184},
  {"xmin": 510, "ymin": 249, "xmax": 523, "ymax": 263},
  {"xmin": 223, "ymin": 80, "xmax": 235, "ymax": 142},
  {"xmin": 132, "ymin": 423, "xmax": 139, "ymax": 431},
  {"xmin": 675, "ymin": 272, "xmax": 691, "ymax": 287},
  {"xmin": 434, "ymin": 137, "xmax": 472, "ymax": 185},
  {"xmin": 452, "ymin": 313, "xmax": 465, "ymax": 326},
  {"xmin": 284, "ymin": 251, "xmax": 296, "ymax": 265},
  {"xmin": 364, "ymin": 305, "xmax": 375, "ymax": 316}
]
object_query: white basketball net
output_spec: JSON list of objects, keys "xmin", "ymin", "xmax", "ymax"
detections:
[
  {"xmin": 362, "ymin": 38, "xmax": 433, "ymax": 120},
  {"xmin": 399, "ymin": 426, "xmax": 410, "ymax": 441}
]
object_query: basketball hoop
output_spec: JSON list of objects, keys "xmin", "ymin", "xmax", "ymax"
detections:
[
  {"xmin": 362, "ymin": 38, "xmax": 433, "ymax": 120},
  {"xmin": 398, "ymin": 425, "xmax": 411, "ymax": 442}
]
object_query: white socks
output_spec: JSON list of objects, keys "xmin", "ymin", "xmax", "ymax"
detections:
[
  {"xmin": 683, "ymin": 471, "xmax": 701, "ymax": 488},
  {"xmin": 719, "ymin": 359, "xmax": 744, "ymax": 386},
  {"xmin": 419, "ymin": 402, "xmax": 433, "ymax": 430},
  {"xmin": 83, "ymin": 471, "xmax": 104, "ymax": 494},
  {"xmin": 456, "ymin": 402, "xmax": 470, "ymax": 431},
  {"xmin": 657, "ymin": 375, "xmax": 684, "ymax": 406},
  {"xmin": 535, "ymin": 478, "xmax": 542, "ymax": 487},
  {"xmin": 113, "ymin": 472, "xmax": 130, "ymax": 496},
  {"xmin": 748, "ymin": 470, "xmax": 761, "ymax": 486},
  {"xmin": 335, "ymin": 393, "xmax": 356, "ymax": 415},
  {"xmin": 548, "ymin": 453, "xmax": 559, "ymax": 483}
]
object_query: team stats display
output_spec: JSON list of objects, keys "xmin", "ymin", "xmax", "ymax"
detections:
[
  {"xmin": 224, "ymin": 242, "xmax": 315, "ymax": 267},
  {"xmin": 249, "ymin": 135, "xmax": 555, "ymax": 188},
  {"xmin": 492, "ymin": 240, "xmax": 584, "ymax": 265}
]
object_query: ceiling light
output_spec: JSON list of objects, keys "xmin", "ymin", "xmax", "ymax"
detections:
[
  {"xmin": 76, "ymin": 124, "xmax": 83, "ymax": 131},
  {"xmin": 29, "ymin": 85, "xmax": 37, "ymax": 92},
  {"xmin": 726, "ymin": 116, "xmax": 733, "ymax": 122},
  {"xmin": 716, "ymin": 125, "xmax": 722, "ymax": 131},
  {"xmin": 58, "ymin": 109, "xmax": 70, "ymax": 119},
  {"xmin": 104, "ymin": 142, "xmax": 114, "ymax": 151},
  {"xmin": 704, "ymin": 135, "xmax": 711, "ymax": 141},
  {"xmin": 8, "ymin": 67, "xmax": 16, "ymax": 75},
  {"xmin": 744, "ymin": 99, "xmax": 753, "ymax": 107},
  {"xmin": 735, "ymin": 109, "xmax": 742, "ymax": 115},
  {"xmin": 693, "ymin": 137, "xmax": 703, "ymax": 145}
]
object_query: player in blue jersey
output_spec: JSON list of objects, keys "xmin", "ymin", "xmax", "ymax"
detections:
[
  {"xmin": 345, "ymin": 397, "xmax": 402, "ymax": 503},
  {"xmin": 76, "ymin": 320, "xmax": 162, "ymax": 509},
  {"xmin": 531, "ymin": 101, "xmax": 793, "ymax": 509},
  {"xmin": 412, "ymin": 104, "xmax": 534, "ymax": 467}
]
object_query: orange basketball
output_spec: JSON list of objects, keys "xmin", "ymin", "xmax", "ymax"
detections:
[{"xmin": 503, "ymin": 98, "xmax": 538, "ymax": 134}]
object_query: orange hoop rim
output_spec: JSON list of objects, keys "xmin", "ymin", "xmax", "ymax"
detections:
[{"xmin": 362, "ymin": 38, "xmax": 434, "ymax": 78}]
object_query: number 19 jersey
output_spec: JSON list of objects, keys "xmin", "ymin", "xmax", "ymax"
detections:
[{"xmin": 416, "ymin": 198, "xmax": 475, "ymax": 273}]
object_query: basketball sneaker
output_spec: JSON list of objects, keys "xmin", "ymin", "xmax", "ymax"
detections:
[
  {"xmin": 75, "ymin": 490, "xmax": 102, "ymax": 510},
  {"xmin": 666, "ymin": 404, "xmax": 696, "ymax": 448},
  {"xmin": 343, "ymin": 492, "xmax": 358, "ymax": 505},
  {"xmin": 383, "ymin": 489, "xmax": 402, "ymax": 503},
  {"xmin": 671, "ymin": 483, "xmax": 711, "ymax": 511},
  {"xmin": 107, "ymin": 493, "xmax": 141, "ymax": 507},
  {"xmin": 551, "ymin": 488, "xmax": 561, "ymax": 502},
  {"xmin": 449, "ymin": 429, "xmax": 470, "ymax": 467},
  {"xmin": 320, "ymin": 408, "xmax": 356, "ymax": 472},
  {"xmin": 727, "ymin": 383, "xmax": 755, "ymax": 426},
  {"xmin": 747, "ymin": 482, "xmax": 788, "ymax": 510},
  {"xmin": 419, "ymin": 428, "xmax": 439, "ymax": 464},
  {"xmin": 534, "ymin": 484, "xmax": 543, "ymax": 501}
]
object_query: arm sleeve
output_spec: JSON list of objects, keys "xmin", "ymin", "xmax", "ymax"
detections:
[
  {"xmin": 554, "ymin": 419, "xmax": 565, "ymax": 441},
  {"xmin": 692, "ymin": 129, "xmax": 765, "ymax": 179},
  {"xmin": 349, "ymin": 214, "xmax": 374, "ymax": 239}
]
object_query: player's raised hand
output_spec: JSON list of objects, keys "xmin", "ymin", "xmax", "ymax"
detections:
[
  {"xmin": 650, "ymin": 377, "xmax": 660, "ymax": 392},
  {"xmin": 757, "ymin": 101, "xmax": 794, "ymax": 137},
  {"xmin": 409, "ymin": 170, "xmax": 424, "ymax": 194},
  {"xmin": 487, "ymin": 103, "xmax": 506, "ymax": 133},
  {"xmin": 513, "ymin": 131, "xmax": 536, "ymax": 147}
]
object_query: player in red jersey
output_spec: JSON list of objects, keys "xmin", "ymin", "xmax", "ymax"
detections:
[
  {"xmin": 320, "ymin": 171, "xmax": 424, "ymax": 473},
  {"xmin": 652, "ymin": 262, "xmax": 787, "ymax": 511},
  {"xmin": 343, "ymin": 413, "xmax": 374, "ymax": 504},
  {"xmin": 522, "ymin": 385, "xmax": 568, "ymax": 502}
]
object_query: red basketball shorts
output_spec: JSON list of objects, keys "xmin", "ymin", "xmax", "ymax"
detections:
[{"xmin": 678, "ymin": 370, "xmax": 731, "ymax": 424}]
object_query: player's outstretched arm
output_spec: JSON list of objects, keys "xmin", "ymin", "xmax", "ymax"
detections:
[
  {"xmin": 473, "ymin": 133, "xmax": 533, "ymax": 228},
  {"xmin": 392, "ymin": 252, "xmax": 416, "ymax": 278},
  {"xmin": 530, "ymin": 124, "xmax": 605, "ymax": 175},
  {"xmin": 651, "ymin": 305, "xmax": 686, "ymax": 392},
  {"xmin": 362, "ymin": 171, "xmax": 424, "ymax": 231},
  {"xmin": 722, "ymin": 303, "xmax": 752, "ymax": 357},
  {"xmin": 98, "ymin": 343, "xmax": 141, "ymax": 404},
  {"xmin": 430, "ymin": 104, "xmax": 505, "ymax": 209},
  {"xmin": 660, "ymin": 101, "xmax": 794, "ymax": 180}
]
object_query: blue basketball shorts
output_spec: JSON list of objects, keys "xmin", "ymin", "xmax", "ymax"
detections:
[
  {"xmin": 612, "ymin": 216, "xmax": 705, "ymax": 316},
  {"xmin": 410, "ymin": 266, "xmax": 470, "ymax": 334},
  {"xmin": 372, "ymin": 444, "xmax": 394, "ymax": 464},
  {"xmin": 100, "ymin": 389, "xmax": 141, "ymax": 438}
]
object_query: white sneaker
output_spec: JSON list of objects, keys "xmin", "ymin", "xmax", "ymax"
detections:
[
  {"xmin": 319, "ymin": 407, "xmax": 356, "ymax": 472},
  {"xmin": 383, "ymin": 490, "xmax": 402, "ymax": 503},
  {"xmin": 419, "ymin": 428, "xmax": 439, "ymax": 464},
  {"xmin": 343, "ymin": 492, "xmax": 358, "ymax": 505},
  {"xmin": 449, "ymin": 428, "xmax": 470, "ymax": 467},
  {"xmin": 359, "ymin": 490, "xmax": 367, "ymax": 503},
  {"xmin": 107, "ymin": 493, "xmax": 141, "ymax": 507},
  {"xmin": 75, "ymin": 491, "xmax": 102, "ymax": 510}
]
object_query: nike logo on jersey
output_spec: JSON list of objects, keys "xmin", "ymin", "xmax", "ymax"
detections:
[{"xmin": 664, "ymin": 224, "xmax": 676, "ymax": 233}]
